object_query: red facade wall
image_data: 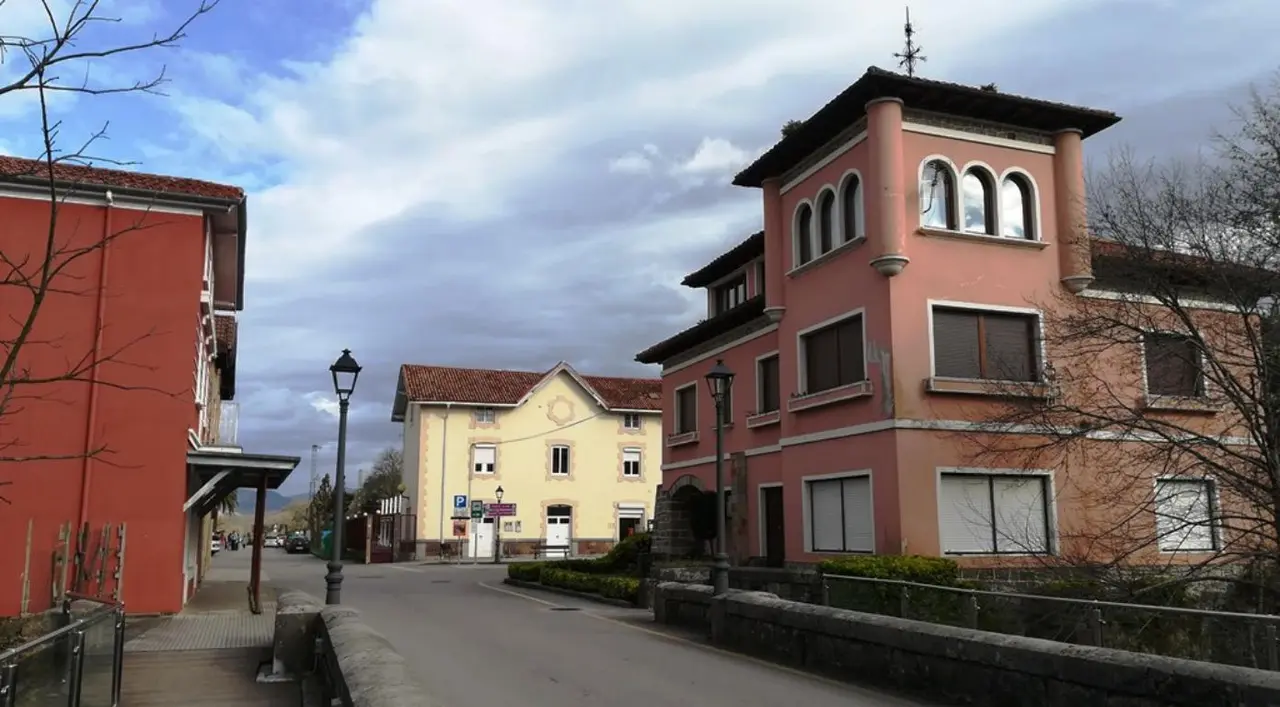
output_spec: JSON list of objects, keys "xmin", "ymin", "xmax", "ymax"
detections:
[{"xmin": 0, "ymin": 195, "xmax": 203, "ymax": 615}]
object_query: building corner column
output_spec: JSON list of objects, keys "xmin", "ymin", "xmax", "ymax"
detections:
[
  {"xmin": 761, "ymin": 179, "xmax": 787, "ymax": 322},
  {"xmin": 866, "ymin": 97, "xmax": 909, "ymax": 277},
  {"xmin": 1053, "ymin": 129, "xmax": 1093, "ymax": 293}
]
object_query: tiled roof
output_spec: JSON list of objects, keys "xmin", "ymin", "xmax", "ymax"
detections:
[
  {"xmin": 682, "ymin": 231, "xmax": 764, "ymax": 288},
  {"xmin": 214, "ymin": 314, "xmax": 237, "ymax": 350},
  {"xmin": 399, "ymin": 363, "xmax": 662, "ymax": 411},
  {"xmin": 0, "ymin": 156, "xmax": 244, "ymax": 202}
]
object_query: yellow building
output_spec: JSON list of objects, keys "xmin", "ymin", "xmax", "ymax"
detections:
[{"xmin": 390, "ymin": 361, "xmax": 662, "ymax": 559}]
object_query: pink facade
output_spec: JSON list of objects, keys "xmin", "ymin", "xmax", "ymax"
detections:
[{"xmin": 638, "ymin": 68, "xmax": 1142, "ymax": 567}]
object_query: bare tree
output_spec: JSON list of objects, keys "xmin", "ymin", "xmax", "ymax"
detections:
[
  {"xmin": 0, "ymin": 1, "xmax": 219, "ymax": 498},
  {"xmin": 962, "ymin": 74, "xmax": 1280, "ymax": 604},
  {"xmin": 351, "ymin": 447, "xmax": 405, "ymax": 512}
]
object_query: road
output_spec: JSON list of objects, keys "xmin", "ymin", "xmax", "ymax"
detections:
[{"xmin": 237, "ymin": 549, "xmax": 941, "ymax": 707}]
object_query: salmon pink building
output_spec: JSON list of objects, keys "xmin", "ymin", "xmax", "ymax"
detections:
[
  {"xmin": 0, "ymin": 158, "xmax": 299, "ymax": 616},
  {"xmin": 638, "ymin": 67, "xmax": 1141, "ymax": 567}
]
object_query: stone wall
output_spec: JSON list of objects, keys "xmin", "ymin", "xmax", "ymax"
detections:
[
  {"xmin": 653, "ymin": 565, "xmax": 821, "ymax": 604},
  {"xmin": 652, "ymin": 583, "xmax": 1280, "ymax": 706}
]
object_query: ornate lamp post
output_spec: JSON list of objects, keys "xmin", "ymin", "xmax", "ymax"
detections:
[
  {"xmin": 704, "ymin": 359, "xmax": 734, "ymax": 596},
  {"xmin": 493, "ymin": 486, "xmax": 505, "ymax": 564},
  {"xmin": 326, "ymin": 348, "xmax": 361, "ymax": 605}
]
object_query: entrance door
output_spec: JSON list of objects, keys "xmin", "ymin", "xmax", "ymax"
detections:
[
  {"xmin": 761, "ymin": 486, "xmax": 786, "ymax": 567},
  {"xmin": 545, "ymin": 505, "xmax": 571, "ymax": 558},
  {"xmin": 470, "ymin": 518, "xmax": 495, "ymax": 558}
]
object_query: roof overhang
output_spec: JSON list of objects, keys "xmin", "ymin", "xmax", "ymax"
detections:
[{"xmin": 185, "ymin": 449, "xmax": 300, "ymax": 516}]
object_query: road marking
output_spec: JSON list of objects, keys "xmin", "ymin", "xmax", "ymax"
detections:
[
  {"xmin": 387, "ymin": 564, "xmax": 423, "ymax": 572},
  {"xmin": 476, "ymin": 581, "xmax": 910, "ymax": 700}
]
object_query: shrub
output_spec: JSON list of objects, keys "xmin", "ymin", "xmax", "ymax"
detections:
[
  {"xmin": 818, "ymin": 555, "xmax": 960, "ymax": 585},
  {"xmin": 819, "ymin": 555, "xmax": 965, "ymax": 622},
  {"xmin": 540, "ymin": 568, "xmax": 601, "ymax": 594},
  {"xmin": 545, "ymin": 558, "xmax": 607, "ymax": 574},
  {"xmin": 507, "ymin": 562, "xmax": 544, "ymax": 582},
  {"xmin": 598, "ymin": 576, "xmax": 641, "ymax": 603}
]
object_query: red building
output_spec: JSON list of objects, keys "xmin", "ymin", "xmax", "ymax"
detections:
[{"xmin": 0, "ymin": 157, "xmax": 299, "ymax": 616}]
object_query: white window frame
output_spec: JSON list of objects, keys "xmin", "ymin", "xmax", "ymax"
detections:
[
  {"xmin": 935, "ymin": 467, "xmax": 1057, "ymax": 556},
  {"xmin": 622, "ymin": 412, "xmax": 642, "ymax": 430},
  {"xmin": 801, "ymin": 471, "xmax": 874, "ymax": 553},
  {"xmin": 622, "ymin": 448, "xmax": 642, "ymax": 478},
  {"xmin": 673, "ymin": 382, "xmax": 698, "ymax": 434},
  {"xmin": 754, "ymin": 350, "xmax": 780, "ymax": 413},
  {"xmin": 551, "ymin": 445, "xmax": 571, "ymax": 476},
  {"xmin": 796, "ymin": 307, "xmax": 867, "ymax": 396},
  {"xmin": 925, "ymin": 300, "xmax": 1047, "ymax": 382},
  {"xmin": 471, "ymin": 444, "xmax": 496, "ymax": 474},
  {"xmin": 1153, "ymin": 477, "xmax": 1219, "ymax": 553},
  {"xmin": 474, "ymin": 407, "xmax": 496, "ymax": 424}
]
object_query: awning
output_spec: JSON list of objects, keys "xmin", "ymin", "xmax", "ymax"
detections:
[{"xmin": 185, "ymin": 449, "xmax": 300, "ymax": 516}]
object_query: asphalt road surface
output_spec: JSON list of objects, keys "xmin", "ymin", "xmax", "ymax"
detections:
[{"xmin": 246, "ymin": 550, "xmax": 943, "ymax": 707}]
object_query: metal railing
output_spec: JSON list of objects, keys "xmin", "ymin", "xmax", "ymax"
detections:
[
  {"xmin": 0, "ymin": 598, "xmax": 125, "ymax": 706},
  {"xmin": 822, "ymin": 573, "xmax": 1280, "ymax": 670}
]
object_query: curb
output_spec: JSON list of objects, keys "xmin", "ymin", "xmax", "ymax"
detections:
[{"xmin": 502, "ymin": 578, "xmax": 637, "ymax": 609}]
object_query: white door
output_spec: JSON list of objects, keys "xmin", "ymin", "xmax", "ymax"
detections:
[
  {"xmin": 470, "ymin": 518, "xmax": 494, "ymax": 558},
  {"xmin": 546, "ymin": 505, "xmax": 571, "ymax": 557}
]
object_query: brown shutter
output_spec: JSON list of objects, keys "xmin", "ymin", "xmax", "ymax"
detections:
[
  {"xmin": 836, "ymin": 315, "xmax": 865, "ymax": 385},
  {"xmin": 804, "ymin": 327, "xmax": 840, "ymax": 393},
  {"xmin": 677, "ymin": 388, "xmax": 697, "ymax": 432},
  {"xmin": 983, "ymin": 313, "xmax": 1037, "ymax": 381},
  {"xmin": 932, "ymin": 309, "xmax": 981, "ymax": 379},
  {"xmin": 759, "ymin": 356, "xmax": 780, "ymax": 412},
  {"xmin": 1145, "ymin": 333, "xmax": 1201, "ymax": 396}
]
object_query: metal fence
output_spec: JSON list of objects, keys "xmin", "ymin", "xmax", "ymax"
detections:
[
  {"xmin": 822, "ymin": 573, "xmax": 1280, "ymax": 670},
  {"xmin": 0, "ymin": 598, "xmax": 125, "ymax": 706}
]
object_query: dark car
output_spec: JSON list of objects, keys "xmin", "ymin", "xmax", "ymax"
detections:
[{"xmin": 285, "ymin": 535, "xmax": 309, "ymax": 554}]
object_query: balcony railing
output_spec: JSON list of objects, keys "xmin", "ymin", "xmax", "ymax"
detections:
[{"xmin": 215, "ymin": 401, "xmax": 239, "ymax": 448}]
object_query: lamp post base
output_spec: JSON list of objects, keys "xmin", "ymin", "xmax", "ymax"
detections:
[
  {"xmin": 324, "ymin": 561, "xmax": 344, "ymax": 605},
  {"xmin": 711, "ymin": 552, "xmax": 730, "ymax": 595}
]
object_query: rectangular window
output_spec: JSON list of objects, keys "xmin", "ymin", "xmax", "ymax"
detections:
[
  {"xmin": 801, "ymin": 314, "xmax": 865, "ymax": 394},
  {"xmin": 622, "ymin": 448, "xmax": 641, "ymax": 478},
  {"xmin": 472, "ymin": 445, "xmax": 496, "ymax": 474},
  {"xmin": 623, "ymin": 413, "xmax": 641, "ymax": 430},
  {"xmin": 674, "ymin": 386, "xmax": 697, "ymax": 434},
  {"xmin": 939, "ymin": 473, "xmax": 1050, "ymax": 555},
  {"xmin": 756, "ymin": 261, "xmax": 766, "ymax": 300},
  {"xmin": 551, "ymin": 445, "xmax": 570, "ymax": 476},
  {"xmin": 932, "ymin": 307, "xmax": 1039, "ymax": 382},
  {"xmin": 714, "ymin": 274, "xmax": 747, "ymax": 315},
  {"xmin": 757, "ymin": 355, "xmax": 780, "ymax": 413},
  {"xmin": 474, "ymin": 407, "xmax": 496, "ymax": 424},
  {"xmin": 807, "ymin": 476, "xmax": 873, "ymax": 553},
  {"xmin": 1155, "ymin": 479, "xmax": 1216, "ymax": 552},
  {"xmin": 1144, "ymin": 332, "xmax": 1204, "ymax": 397}
]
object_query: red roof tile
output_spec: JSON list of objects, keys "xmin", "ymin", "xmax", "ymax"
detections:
[
  {"xmin": 214, "ymin": 314, "xmax": 237, "ymax": 350},
  {"xmin": 399, "ymin": 363, "xmax": 661, "ymax": 411},
  {"xmin": 0, "ymin": 156, "xmax": 244, "ymax": 202}
]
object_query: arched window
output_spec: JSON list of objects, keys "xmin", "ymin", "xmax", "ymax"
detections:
[
  {"xmin": 817, "ymin": 190, "xmax": 835, "ymax": 255},
  {"xmin": 920, "ymin": 160, "xmax": 956, "ymax": 230},
  {"xmin": 1001, "ymin": 174, "xmax": 1035, "ymax": 240},
  {"xmin": 840, "ymin": 175, "xmax": 863, "ymax": 242},
  {"xmin": 795, "ymin": 203, "xmax": 814, "ymax": 266},
  {"xmin": 962, "ymin": 168, "xmax": 996, "ymax": 235}
]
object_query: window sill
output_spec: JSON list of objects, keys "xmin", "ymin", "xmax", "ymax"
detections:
[
  {"xmin": 1143, "ymin": 396, "xmax": 1218, "ymax": 414},
  {"xmin": 917, "ymin": 227, "xmax": 1048, "ymax": 250},
  {"xmin": 746, "ymin": 410, "xmax": 781, "ymax": 428},
  {"xmin": 810, "ymin": 548, "xmax": 873, "ymax": 555},
  {"xmin": 666, "ymin": 431, "xmax": 700, "ymax": 448},
  {"xmin": 786, "ymin": 236, "xmax": 866, "ymax": 278},
  {"xmin": 788, "ymin": 380, "xmax": 873, "ymax": 412},
  {"xmin": 1157, "ymin": 547, "xmax": 1218, "ymax": 555},
  {"xmin": 925, "ymin": 377, "xmax": 1050, "ymax": 399},
  {"xmin": 944, "ymin": 551, "xmax": 1053, "ymax": 558}
]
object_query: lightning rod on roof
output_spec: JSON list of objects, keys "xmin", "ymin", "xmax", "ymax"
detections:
[{"xmin": 893, "ymin": 7, "xmax": 926, "ymax": 77}]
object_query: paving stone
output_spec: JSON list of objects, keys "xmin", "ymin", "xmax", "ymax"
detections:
[{"xmin": 124, "ymin": 607, "xmax": 276, "ymax": 652}]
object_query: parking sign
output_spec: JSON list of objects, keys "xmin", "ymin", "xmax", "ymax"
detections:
[{"xmin": 453, "ymin": 494, "xmax": 468, "ymax": 511}]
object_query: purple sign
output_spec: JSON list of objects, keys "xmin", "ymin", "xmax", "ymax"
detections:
[{"xmin": 484, "ymin": 503, "xmax": 517, "ymax": 517}]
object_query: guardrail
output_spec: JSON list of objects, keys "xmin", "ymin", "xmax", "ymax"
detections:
[
  {"xmin": 0, "ymin": 597, "xmax": 125, "ymax": 706},
  {"xmin": 823, "ymin": 573, "xmax": 1280, "ymax": 670}
]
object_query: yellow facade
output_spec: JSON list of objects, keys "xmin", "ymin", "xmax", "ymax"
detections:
[{"xmin": 401, "ymin": 369, "xmax": 661, "ymax": 556}]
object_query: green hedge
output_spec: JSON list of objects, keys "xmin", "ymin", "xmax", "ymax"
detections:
[
  {"xmin": 539, "ymin": 568, "xmax": 641, "ymax": 603},
  {"xmin": 507, "ymin": 562, "xmax": 544, "ymax": 582},
  {"xmin": 818, "ymin": 555, "xmax": 960, "ymax": 585},
  {"xmin": 820, "ymin": 555, "xmax": 970, "ymax": 624},
  {"xmin": 535, "ymin": 532, "xmax": 653, "ymax": 577}
]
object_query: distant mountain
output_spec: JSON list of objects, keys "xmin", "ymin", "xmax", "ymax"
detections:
[{"xmin": 234, "ymin": 489, "xmax": 306, "ymax": 514}]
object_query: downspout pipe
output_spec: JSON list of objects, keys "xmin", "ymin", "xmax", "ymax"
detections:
[
  {"xmin": 75, "ymin": 190, "xmax": 114, "ymax": 589},
  {"xmin": 437, "ymin": 403, "xmax": 451, "ymax": 557}
]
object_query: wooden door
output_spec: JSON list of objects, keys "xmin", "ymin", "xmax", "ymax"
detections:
[{"xmin": 762, "ymin": 486, "xmax": 786, "ymax": 567}]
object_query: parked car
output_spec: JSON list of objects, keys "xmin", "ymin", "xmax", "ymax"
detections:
[
  {"xmin": 285, "ymin": 535, "xmax": 309, "ymax": 554},
  {"xmin": 210, "ymin": 535, "xmax": 222, "ymax": 555},
  {"xmin": 265, "ymin": 534, "xmax": 283, "ymax": 548}
]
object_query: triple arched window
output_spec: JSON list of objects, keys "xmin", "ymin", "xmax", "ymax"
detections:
[
  {"xmin": 919, "ymin": 158, "xmax": 1037, "ymax": 241},
  {"xmin": 793, "ymin": 172, "xmax": 865, "ymax": 268}
]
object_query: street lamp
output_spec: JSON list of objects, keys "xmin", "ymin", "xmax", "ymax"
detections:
[
  {"xmin": 493, "ymin": 486, "xmax": 504, "ymax": 564},
  {"xmin": 704, "ymin": 358, "xmax": 734, "ymax": 596},
  {"xmin": 326, "ymin": 348, "xmax": 362, "ymax": 605}
]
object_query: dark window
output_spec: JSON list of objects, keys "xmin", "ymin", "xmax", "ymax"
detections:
[
  {"xmin": 801, "ymin": 315, "xmax": 865, "ymax": 394},
  {"xmin": 932, "ymin": 308, "xmax": 1038, "ymax": 382},
  {"xmin": 757, "ymin": 355, "xmax": 780, "ymax": 413},
  {"xmin": 841, "ymin": 175, "xmax": 861, "ymax": 242},
  {"xmin": 622, "ymin": 413, "xmax": 641, "ymax": 429},
  {"xmin": 551, "ymin": 445, "xmax": 571, "ymax": 475},
  {"xmin": 675, "ymin": 386, "xmax": 697, "ymax": 434},
  {"xmin": 1144, "ymin": 332, "xmax": 1203, "ymax": 397},
  {"xmin": 796, "ymin": 204, "xmax": 814, "ymax": 265},
  {"xmin": 817, "ymin": 190, "xmax": 835, "ymax": 255},
  {"xmin": 714, "ymin": 274, "xmax": 747, "ymax": 315}
]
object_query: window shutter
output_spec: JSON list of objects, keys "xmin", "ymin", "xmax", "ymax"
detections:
[
  {"xmin": 677, "ymin": 389, "xmax": 697, "ymax": 433},
  {"xmin": 1145, "ymin": 334, "xmax": 1201, "ymax": 396},
  {"xmin": 992, "ymin": 476, "xmax": 1048, "ymax": 552},
  {"xmin": 804, "ymin": 328, "xmax": 840, "ymax": 393},
  {"xmin": 759, "ymin": 356, "xmax": 780, "ymax": 412},
  {"xmin": 841, "ymin": 477, "xmax": 874, "ymax": 552},
  {"xmin": 932, "ymin": 310, "xmax": 982, "ymax": 379},
  {"xmin": 984, "ymin": 313, "xmax": 1037, "ymax": 381},
  {"xmin": 809, "ymin": 480, "xmax": 844, "ymax": 551},
  {"xmin": 836, "ymin": 316, "xmax": 865, "ymax": 385},
  {"xmin": 1155, "ymin": 480, "xmax": 1214, "ymax": 551},
  {"xmin": 473, "ymin": 446, "xmax": 496, "ymax": 473},
  {"xmin": 939, "ymin": 476, "xmax": 995, "ymax": 553}
]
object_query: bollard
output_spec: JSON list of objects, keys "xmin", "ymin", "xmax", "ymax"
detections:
[{"xmin": 965, "ymin": 594, "xmax": 980, "ymax": 629}]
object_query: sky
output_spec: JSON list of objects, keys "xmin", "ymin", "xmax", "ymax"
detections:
[{"xmin": 4, "ymin": 0, "xmax": 1279, "ymax": 495}]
